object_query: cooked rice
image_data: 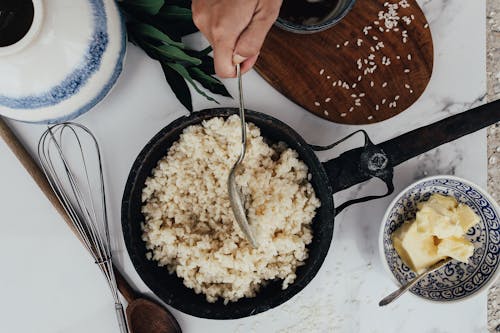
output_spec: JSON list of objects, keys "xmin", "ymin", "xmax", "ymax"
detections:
[{"xmin": 141, "ymin": 116, "xmax": 320, "ymax": 304}]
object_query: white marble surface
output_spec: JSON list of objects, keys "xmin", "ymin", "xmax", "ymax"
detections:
[{"xmin": 0, "ymin": 0, "xmax": 491, "ymax": 332}]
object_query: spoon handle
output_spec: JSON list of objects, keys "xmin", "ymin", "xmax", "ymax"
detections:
[
  {"xmin": 236, "ymin": 63, "xmax": 246, "ymax": 162},
  {"xmin": 378, "ymin": 274, "xmax": 422, "ymax": 306},
  {"xmin": 115, "ymin": 303, "xmax": 129, "ymax": 333},
  {"xmin": 379, "ymin": 258, "xmax": 452, "ymax": 306}
]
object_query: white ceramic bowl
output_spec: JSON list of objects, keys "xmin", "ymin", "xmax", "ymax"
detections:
[
  {"xmin": 379, "ymin": 175, "xmax": 500, "ymax": 302},
  {"xmin": 0, "ymin": 0, "xmax": 126, "ymax": 123}
]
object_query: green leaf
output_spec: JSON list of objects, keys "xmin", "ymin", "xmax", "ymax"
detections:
[
  {"xmin": 148, "ymin": 43, "xmax": 202, "ymax": 65},
  {"xmin": 189, "ymin": 68, "xmax": 232, "ymax": 98},
  {"xmin": 131, "ymin": 23, "xmax": 185, "ymax": 49},
  {"xmin": 161, "ymin": 63, "xmax": 193, "ymax": 112},
  {"xmin": 157, "ymin": 5, "xmax": 192, "ymax": 21},
  {"xmin": 167, "ymin": 63, "xmax": 219, "ymax": 104},
  {"xmin": 184, "ymin": 49, "xmax": 216, "ymax": 74},
  {"xmin": 122, "ymin": 0, "xmax": 165, "ymax": 15}
]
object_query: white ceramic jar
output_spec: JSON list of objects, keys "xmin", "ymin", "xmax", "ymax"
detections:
[{"xmin": 0, "ymin": 0, "xmax": 126, "ymax": 123}]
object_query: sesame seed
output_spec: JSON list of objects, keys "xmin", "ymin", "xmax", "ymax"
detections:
[
  {"xmin": 324, "ymin": 110, "xmax": 329, "ymax": 116},
  {"xmin": 352, "ymin": 83, "xmax": 357, "ymax": 88},
  {"xmin": 379, "ymin": 27, "xmax": 384, "ymax": 32},
  {"xmin": 357, "ymin": 39, "xmax": 363, "ymax": 46},
  {"xmin": 370, "ymin": 46, "xmax": 376, "ymax": 52},
  {"xmin": 368, "ymin": 115, "xmax": 374, "ymax": 120},
  {"xmin": 351, "ymin": 94, "xmax": 357, "ymax": 98},
  {"xmin": 327, "ymin": 76, "xmax": 331, "ymax": 79},
  {"xmin": 344, "ymin": 41, "xmax": 349, "ymax": 46},
  {"xmin": 320, "ymin": 69, "xmax": 325, "ymax": 75},
  {"xmin": 405, "ymin": 84, "xmax": 410, "ymax": 89},
  {"xmin": 424, "ymin": 23, "xmax": 429, "ymax": 29},
  {"xmin": 349, "ymin": 107, "xmax": 354, "ymax": 112},
  {"xmin": 359, "ymin": 93, "xmax": 366, "ymax": 97},
  {"xmin": 410, "ymin": 89, "xmax": 414, "ymax": 93},
  {"xmin": 372, "ymin": 36, "xmax": 379, "ymax": 41},
  {"xmin": 407, "ymin": 54, "xmax": 412, "ymax": 60},
  {"xmin": 396, "ymin": 55, "xmax": 401, "ymax": 59},
  {"xmin": 395, "ymin": 95, "xmax": 400, "ymax": 100},
  {"xmin": 370, "ymin": 81, "xmax": 374, "ymax": 87},
  {"xmin": 337, "ymin": 44, "xmax": 341, "ymax": 48},
  {"xmin": 368, "ymin": 54, "xmax": 375, "ymax": 60},
  {"xmin": 404, "ymin": 69, "xmax": 410, "ymax": 73},
  {"xmin": 357, "ymin": 75, "xmax": 362, "ymax": 82},
  {"xmin": 314, "ymin": 102, "xmax": 320, "ymax": 106},
  {"xmin": 325, "ymin": 97, "xmax": 331, "ymax": 102},
  {"xmin": 375, "ymin": 105, "xmax": 380, "ymax": 110},
  {"xmin": 340, "ymin": 113, "xmax": 347, "ymax": 117},
  {"xmin": 382, "ymin": 82, "xmax": 388, "ymax": 87},
  {"xmin": 332, "ymin": 81, "xmax": 337, "ymax": 87},
  {"xmin": 374, "ymin": 20, "xmax": 380, "ymax": 25},
  {"xmin": 382, "ymin": 98, "xmax": 386, "ymax": 104},
  {"xmin": 338, "ymin": 80, "xmax": 342, "ymax": 86},
  {"xmin": 394, "ymin": 28, "xmax": 399, "ymax": 32}
]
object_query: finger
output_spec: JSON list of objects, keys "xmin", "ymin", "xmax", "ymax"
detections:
[
  {"xmin": 213, "ymin": 41, "xmax": 237, "ymax": 78},
  {"xmin": 234, "ymin": 2, "xmax": 281, "ymax": 59},
  {"xmin": 240, "ymin": 54, "xmax": 259, "ymax": 74}
]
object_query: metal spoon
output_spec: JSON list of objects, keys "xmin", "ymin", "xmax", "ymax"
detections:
[
  {"xmin": 379, "ymin": 258, "xmax": 452, "ymax": 306},
  {"xmin": 227, "ymin": 63, "xmax": 258, "ymax": 248}
]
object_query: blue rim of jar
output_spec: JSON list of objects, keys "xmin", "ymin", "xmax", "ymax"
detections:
[{"xmin": 274, "ymin": 0, "xmax": 357, "ymax": 34}]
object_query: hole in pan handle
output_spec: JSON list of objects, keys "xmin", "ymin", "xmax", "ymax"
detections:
[{"xmin": 312, "ymin": 130, "xmax": 395, "ymax": 216}]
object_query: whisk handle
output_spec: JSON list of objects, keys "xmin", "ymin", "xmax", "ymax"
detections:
[{"xmin": 115, "ymin": 302, "xmax": 129, "ymax": 333}]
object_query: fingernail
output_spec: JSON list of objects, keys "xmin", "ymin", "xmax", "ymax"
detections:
[{"xmin": 233, "ymin": 54, "xmax": 247, "ymax": 64}]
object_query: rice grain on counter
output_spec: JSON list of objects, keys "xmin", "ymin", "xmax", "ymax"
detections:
[{"xmin": 141, "ymin": 116, "xmax": 320, "ymax": 304}]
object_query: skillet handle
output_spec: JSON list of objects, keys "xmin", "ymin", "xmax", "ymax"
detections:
[{"xmin": 313, "ymin": 130, "xmax": 395, "ymax": 216}]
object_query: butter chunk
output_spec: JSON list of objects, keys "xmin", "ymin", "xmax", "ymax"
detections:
[
  {"xmin": 437, "ymin": 237, "xmax": 475, "ymax": 263},
  {"xmin": 417, "ymin": 194, "xmax": 458, "ymax": 213},
  {"xmin": 392, "ymin": 220, "xmax": 445, "ymax": 274},
  {"xmin": 456, "ymin": 204, "xmax": 480, "ymax": 233},
  {"xmin": 416, "ymin": 205, "xmax": 463, "ymax": 238}
]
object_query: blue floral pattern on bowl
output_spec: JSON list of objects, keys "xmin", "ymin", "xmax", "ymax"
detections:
[{"xmin": 381, "ymin": 176, "xmax": 500, "ymax": 301}]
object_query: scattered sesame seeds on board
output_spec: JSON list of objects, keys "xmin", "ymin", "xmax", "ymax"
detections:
[{"xmin": 254, "ymin": 0, "xmax": 433, "ymax": 124}]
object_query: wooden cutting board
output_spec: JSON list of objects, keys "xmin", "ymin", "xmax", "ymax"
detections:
[{"xmin": 255, "ymin": 0, "xmax": 433, "ymax": 125}]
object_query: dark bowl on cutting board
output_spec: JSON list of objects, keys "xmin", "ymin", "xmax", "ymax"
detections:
[{"xmin": 275, "ymin": 0, "xmax": 357, "ymax": 33}]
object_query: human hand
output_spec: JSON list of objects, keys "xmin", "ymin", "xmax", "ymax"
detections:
[{"xmin": 192, "ymin": 0, "xmax": 282, "ymax": 78}]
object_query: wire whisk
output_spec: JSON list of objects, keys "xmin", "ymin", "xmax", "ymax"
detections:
[{"xmin": 38, "ymin": 123, "xmax": 128, "ymax": 333}]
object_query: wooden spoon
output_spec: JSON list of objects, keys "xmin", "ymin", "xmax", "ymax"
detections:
[
  {"xmin": 0, "ymin": 118, "xmax": 181, "ymax": 333},
  {"xmin": 114, "ymin": 267, "xmax": 181, "ymax": 333}
]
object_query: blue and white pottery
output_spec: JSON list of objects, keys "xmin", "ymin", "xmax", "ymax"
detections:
[
  {"xmin": 379, "ymin": 175, "xmax": 500, "ymax": 302},
  {"xmin": 0, "ymin": 0, "xmax": 126, "ymax": 123}
]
